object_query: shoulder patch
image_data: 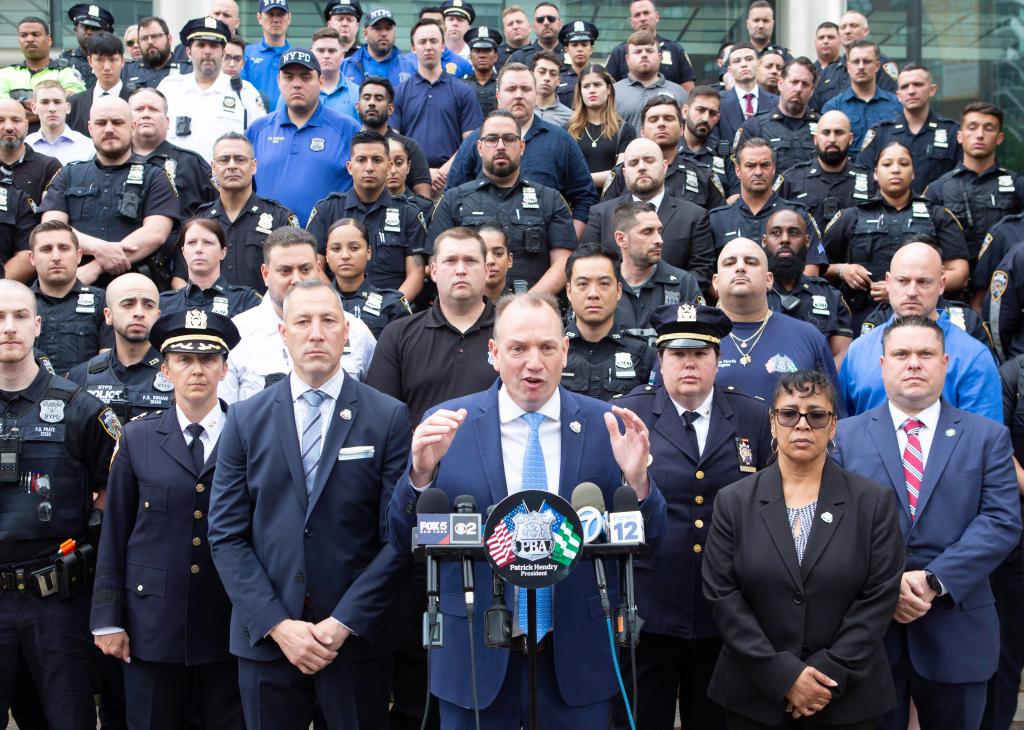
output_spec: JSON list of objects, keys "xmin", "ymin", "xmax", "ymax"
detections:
[
  {"xmin": 979, "ymin": 232, "xmax": 993, "ymax": 260},
  {"xmin": 944, "ymin": 207, "xmax": 964, "ymax": 230},
  {"xmin": 883, "ymin": 62, "xmax": 899, "ymax": 81},
  {"xmin": 861, "ymin": 128, "xmax": 875, "ymax": 150},
  {"xmin": 710, "ymin": 173, "xmax": 725, "ymax": 198},
  {"xmin": 772, "ymin": 174, "xmax": 784, "ymax": 192},
  {"xmin": 861, "ymin": 321, "xmax": 876, "ymax": 336},
  {"xmin": 98, "ymin": 407, "xmax": 122, "ymax": 441},
  {"xmin": 991, "ymin": 270, "xmax": 1009, "ymax": 301}
]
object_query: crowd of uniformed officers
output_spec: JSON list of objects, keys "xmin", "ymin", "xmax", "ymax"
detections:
[{"xmin": 4, "ymin": 0, "xmax": 1024, "ymax": 728}]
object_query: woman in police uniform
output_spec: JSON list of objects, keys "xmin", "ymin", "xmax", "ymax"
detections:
[
  {"xmin": 822, "ymin": 141, "xmax": 970, "ymax": 331},
  {"xmin": 612, "ymin": 303, "xmax": 773, "ymax": 730}
]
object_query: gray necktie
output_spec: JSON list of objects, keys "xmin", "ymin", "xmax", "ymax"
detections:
[{"xmin": 300, "ymin": 390, "xmax": 327, "ymax": 496}]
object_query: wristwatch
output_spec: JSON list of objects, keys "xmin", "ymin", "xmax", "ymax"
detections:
[{"xmin": 924, "ymin": 570, "xmax": 943, "ymax": 594}]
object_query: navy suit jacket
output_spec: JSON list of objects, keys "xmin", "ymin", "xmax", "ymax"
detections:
[
  {"xmin": 712, "ymin": 88, "xmax": 779, "ymax": 148},
  {"xmin": 209, "ymin": 374, "xmax": 411, "ymax": 662},
  {"xmin": 834, "ymin": 400, "xmax": 1022, "ymax": 683},
  {"xmin": 388, "ymin": 382, "xmax": 667, "ymax": 710},
  {"xmin": 91, "ymin": 404, "xmax": 233, "ymax": 665}
]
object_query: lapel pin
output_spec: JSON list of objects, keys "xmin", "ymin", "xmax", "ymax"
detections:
[
  {"xmin": 339, "ymin": 409, "xmax": 352, "ymax": 420},
  {"xmin": 570, "ymin": 420, "xmax": 581, "ymax": 433},
  {"xmin": 945, "ymin": 428, "xmax": 955, "ymax": 437},
  {"xmin": 821, "ymin": 512, "xmax": 833, "ymax": 523}
]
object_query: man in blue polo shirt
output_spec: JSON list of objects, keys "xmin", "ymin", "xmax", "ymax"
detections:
[
  {"xmin": 392, "ymin": 19, "xmax": 482, "ymax": 193},
  {"xmin": 340, "ymin": 7, "xmax": 415, "ymax": 89},
  {"xmin": 247, "ymin": 49, "xmax": 359, "ymax": 224},
  {"xmin": 242, "ymin": 0, "xmax": 293, "ymax": 109},
  {"xmin": 822, "ymin": 40, "xmax": 900, "ymax": 154}
]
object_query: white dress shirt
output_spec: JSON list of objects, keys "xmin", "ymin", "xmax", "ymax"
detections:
[
  {"xmin": 289, "ymin": 367, "xmax": 345, "ymax": 447},
  {"xmin": 669, "ymin": 387, "xmax": 714, "ymax": 456},
  {"xmin": 734, "ymin": 85, "xmax": 760, "ymax": 116},
  {"xmin": 221, "ymin": 296, "xmax": 375, "ymax": 403},
  {"xmin": 26, "ymin": 127, "xmax": 95, "ymax": 165},
  {"xmin": 632, "ymin": 188, "xmax": 665, "ymax": 213},
  {"xmin": 889, "ymin": 398, "xmax": 942, "ymax": 467},
  {"xmin": 176, "ymin": 402, "xmax": 226, "ymax": 466},
  {"xmin": 93, "ymin": 80, "xmax": 124, "ymax": 103},
  {"xmin": 498, "ymin": 385, "xmax": 562, "ymax": 494}
]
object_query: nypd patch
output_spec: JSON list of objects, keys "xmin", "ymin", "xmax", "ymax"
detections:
[
  {"xmin": 99, "ymin": 407, "xmax": 123, "ymax": 442},
  {"xmin": 991, "ymin": 270, "xmax": 1009, "ymax": 301}
]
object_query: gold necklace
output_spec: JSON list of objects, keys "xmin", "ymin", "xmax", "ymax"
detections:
[
  {"xmin": 584, "ymin": 122, "xmax": 603, "ymax": 147},
  {"xmin": 728, "ymin": 311, "xmax": 772, "ymax": 366}
]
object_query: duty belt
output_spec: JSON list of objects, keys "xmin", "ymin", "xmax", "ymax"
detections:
[{"xmin": 0, "ymin": 557, "xmax": 58, "ymax": 597}]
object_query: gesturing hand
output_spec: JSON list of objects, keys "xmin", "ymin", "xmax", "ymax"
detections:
[
  {"xmin": 604, "ymin": 406, "xmax": 650, "ymax": 500},
  {"xmin": 410, "ymin": 408, "xmax": 467, "ymax": 488},
  {"xmin": 270, "ymin": 619, "xmax": 338, "ymax": 675}
]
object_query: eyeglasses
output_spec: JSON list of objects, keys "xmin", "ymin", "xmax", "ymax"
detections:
[
  {"xmin": 213, "ymin": 154, "xmax": 252, "ymax": 165},
  {"xmin": 535, "ymin": 15, "xmax": 559, "ymax": 23},
  {"xmin": 224, "ymin": 54, "xmax": 244, "ymax": 63},
  {"xmin": 138, "ymin": 33, "xmax": 168, "ymax": 43},
  {"xmin": 480, "ymin": 133, "xmax": 520, "ymax": 147},
  {"xmin": 771, "ymin": 408, "xmax": 834, "ymax": 429}
]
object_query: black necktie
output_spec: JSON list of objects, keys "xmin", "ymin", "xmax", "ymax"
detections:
[
  {"xmin": 681, "ymin": 411, "xmax": 700, "ymax": 456},
  {"xmin": 186, "ymin": 423, "xmax": 205, "ymax": 473}
]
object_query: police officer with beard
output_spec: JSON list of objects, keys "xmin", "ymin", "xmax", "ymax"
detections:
[
  {"xmin": 763, "ymin": 209, "xmax": 853, "ymax": 366},
  {"xmin": 67, "ymin": 273, "xmax": 173, "ymax": 424},
  {"xmin": 676, "ymin": 86, "xmax": 738, "ymax": 197},
  {"xmin": 776, "ymin": 110, "xmax": 876, "ymax": 228}
]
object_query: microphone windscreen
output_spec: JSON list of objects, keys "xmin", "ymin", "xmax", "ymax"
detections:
[
  {"xmin": 571, "ymin": 481, "xmax": 606, "ymax": 512},
  {"xmin": 612, "ymin": 485, "xmax": 639, "ymax": 512},
  {"xmin": 453, "ymin": 494, "xmax": 477, "ymax": 513},
  {"xmin": 417, "ymin": 487, "xmax": 450, "ymax": 515}
]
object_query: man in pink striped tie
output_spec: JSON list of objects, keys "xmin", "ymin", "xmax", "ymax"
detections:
[{"xmin": 833, "ymin": 314, "xmax": 1021, "ymax": 730}]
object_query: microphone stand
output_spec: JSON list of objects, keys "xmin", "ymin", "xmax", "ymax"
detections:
[{"xmin": 527, "ymin": 588, "xmax": 539, "ymax": 730}]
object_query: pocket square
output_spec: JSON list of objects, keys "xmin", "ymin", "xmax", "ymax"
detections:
[{"xmin": 338, "ymin": 445, "xmax": 375, "ymax": 461}]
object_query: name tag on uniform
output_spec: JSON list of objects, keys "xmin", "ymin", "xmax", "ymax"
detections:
[
  {"xmin": 21, "ymin": 424, "xmax": 65, "ymax": 441},
  {"xmin": 383, "ymin": 208, "xmax": 401, "ymax": 232},
  {"xmin": 338, "ymin": 445, "xmax": 375, "ymax": 461},
  {"xmin": 911, "ymin": 201, "xmax": 930, "ymax": 218},
  {"xmin": 363, "ymin": 292, "xmax": 383, "ymax": 316},
  {"xmin": 685, "ymin": 169, "xmax": 699, "ymax": 193}
]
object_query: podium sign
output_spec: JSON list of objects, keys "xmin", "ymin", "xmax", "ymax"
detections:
[{"xmin": 483, "ymin": 489, "xmax": 583, "ymax": 588}]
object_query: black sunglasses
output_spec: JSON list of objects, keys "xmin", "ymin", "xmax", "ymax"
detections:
[
  {"xmin": 535, "ymin": 15, "xmax": 558, "ymax": 23},
  {"xmin": 771, "ymin": 408, "xmax": 833, "ymax": 429}
]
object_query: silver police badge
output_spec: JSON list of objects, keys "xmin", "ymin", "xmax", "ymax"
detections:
[
  {"xmin": 257, "ymin": 212, "xmax": 274, "ymax": 232},
  {"xmin": 615, "ymin": 352, "xmax": 633, "ymax": 370},
  {"xmin": 39, "ymin": 399, "xmax": 65, "ymax": 423},
  {"xmin": 512, "ymin": 509, "xmax": 556, "ymax": 562},
  {"xmin": 309, "ymin": 137, "xmax": 326, "ymax": 152},
  {"xmin": 677, "ymin": 303, "xmax": 697, "ymax": 322},
  {"xmin": 911, "ymin": 201, "xmax": 929, "ymax": 218},
  {"xmin": 934, "ymin": 128, "xmax": 948, "ymax": 148},
  {"xmin": 212, "ymin": 296, "xmax": 229, "ymax": 316},
  {"xmin": 223, "ymin": 96, "xmax": 236, "ymax": 109},
  {"xmin": 384, "ymin": 207, "xmax": 401, "ymax": 229},
  {"xmin": 77, "ymin": 292, "xmax": 95, "ymax": 308},
  {"xmin": 522, "ymin": 187, "xmax": 539, "ymax": 208},
  {"xmin": 812, "ymin": 294, "xmax": 828, "ymax": 310},
  {"xmin": 153, "ymin": 371, "xmax": 175, "ymax": 392}
]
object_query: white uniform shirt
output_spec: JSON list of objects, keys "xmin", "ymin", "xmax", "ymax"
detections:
[
  {"xmin": 157, "ymin": 71, "xmax": 266, "ymax": 162},
  {"xmin": 220, "ymin": 295, "xmax": 376, "ymax": 403}
]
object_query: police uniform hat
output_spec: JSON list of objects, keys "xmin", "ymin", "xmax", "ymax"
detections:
[
  {"xmin": 465, "ymin": 26, "xmax": 502, "ymax": 50},
  {"xmin": 364, "ymin": 7, "xmax": 395, "ymax": 27},
  {"xmin": 558, "ymin": 19, "xmax": 598, "ymax": 45},
  {"xmin": 67, "ymin": 3, "xmax": 115, "ymax": 31},
  {"xmin": 279, "ymin": 48, "xmax": 321, "ymax": 73},
  {"xmin": 441, "ymin": 0, "xmax": 475, "ymax": 23},
  {"xmin": 258, "ymin": 0, "xmax": 289, "ymax": 13},
  {"xmin": 324, "ymin": 0, "xmax": 362, "ymax": 22},
  {"xmin": 150, "ymin": 309, "xmax": 241, "ymax": 356},
  {"xmin": 650, "ymin": 303, "xmax": 732, "ymax": 349},
  {"xmin": 180, "ymin": 16, "xmax": 231, "ymax": 47}
]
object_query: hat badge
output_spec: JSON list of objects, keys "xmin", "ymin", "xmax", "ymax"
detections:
[
  {"xmin": 205, "ymin": 16, "xmax": 217, "ymax": 27},
  {"xmin": 574, "ymin": 20, "xmax": 584, "ymax": 31},
  {"xmin": 89, "ymin": 5, "xmax": 99, "ymax": 16},
  {"xmin": 677, "ymin": 303, "xmax": 697, "ymax": 322},
  {"xmin": 186, "ymin": 309, "xmax": 208, "ymax": 330}
]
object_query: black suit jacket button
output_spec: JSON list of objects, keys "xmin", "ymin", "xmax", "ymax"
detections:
[
  {"xmin": 793, "ymin": 592, "xmax": 804, "ymax": 605},
  {"xmin": 304, "ymin": 528, "xmax": 312, "ymax": 537},
  {"xmin": 295, "ymin": 573, "xmax": 304, "ymax": 583}
]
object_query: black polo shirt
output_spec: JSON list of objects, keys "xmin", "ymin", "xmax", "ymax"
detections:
[
  {"xmin": 365, "ymin": 299, "xmax": 497, "ymax": 425},
  {"xmin": 0, "ymin": 144, "xmax": 62, "ymax": 208}
]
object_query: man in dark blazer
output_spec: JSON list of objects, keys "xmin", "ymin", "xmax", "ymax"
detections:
[
  {"xmin": 834, "ymin": 314, "xmax": 1023, "ymax": 730},
  {"xmin": 709, "ymin": 43, "xmax": 779, "ymax": 148},
  {"xmin": 91, "ymin": 308, "xmax": 244, "ymax": 730},
  {"xmin": 584, "ymin": 137, "xmax": 715, "ymax": 289},
  {"xmin": 388, "ymin": 292, "xmax": 667, "ymax": 729},
  {"xmin": 209, "ymin": 280, "xmax": 412, "ymax": 730},
  {"xmin": 67, "ymin": 31, "xmax": 131, "ymax": 135},
  {"xmin": 613, "ymin": 303, "xmax": 773, "ymax": 729}
]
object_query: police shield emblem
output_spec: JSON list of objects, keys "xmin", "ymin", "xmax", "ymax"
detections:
[
  {"xmin": 812, "ymin": 294, "xmax": 828, "ymax": 310},
  {"xmin": 512, "ymin": 509, "xmax": 555, "ymax": 561},
  {"xmin": 77, "ymin": 292, "xmax": 95, "ymax": 308},
  {"xmin": 39, "ymin": 399, "xmax": 65, "ymax": 423},
  {"xmin": 445, "ymin": 62, "xmax": 457, "ymax": 74},
  {"xmin": 153, "ymin": 371, "xmax": 175, "ymax": 392},
  {"xmin": 223, "ymin": 96, "xmax": 236, "ymax": 109},
  {"xmin": 677, "ymin": 303, "xmax": 697, "ymax": 322},
  {"xmin": 615, "ymin": 352, "xmax": 633, "ymax": 371},
  {"xmin": 522, "ymin": 187, "xmax": 539, "ymax": 208},
  {"xmin": 991, "ymin": 270, "xmax": 1009, "ymax": 301},
  {"xmin": 384, "ymin": 207, "xmax": 401, "ymax": 229},
  {"xmin": 309, "ymin": 137, "xmax": 326, "ymax": 152},
  {"xmin": 212, "ymin": 296, "xmax": 230, "ymax": 316},
  {"xmin": 186, "ymin": 309, "xmax": 208, "ymax": 330},
  {"xmin": 258, "ymin": 212, "xmax": 274, "ymax": 231}
]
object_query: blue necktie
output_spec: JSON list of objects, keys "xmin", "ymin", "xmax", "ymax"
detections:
[
  {"xmin": 300, "ymin": 389, "xmax": 326, "ymax": 496},
  {"xmin": 518, "ymin": 411, "xmax": 553, "ymax": 639}
]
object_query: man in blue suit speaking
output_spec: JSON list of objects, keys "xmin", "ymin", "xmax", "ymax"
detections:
[
  {"xmin": 389, "ymin": 292, "xmax": 667, "ymax": 729},
  {"xmin": 834, "ymin": 314, "xmax": 1021, "ymax": 730},
  {"xmin": 209, "ymin": 280, "xmax": 411, "ymax": 729}
]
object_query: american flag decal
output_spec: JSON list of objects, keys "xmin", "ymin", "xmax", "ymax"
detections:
[{"xmin": 487, "ymin": 500, "xmax": 527, "ymax": 567}]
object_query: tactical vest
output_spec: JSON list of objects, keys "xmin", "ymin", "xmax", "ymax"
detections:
[
  {"xmin": 757, "ymin": 112, "xmax": 818, "ymax": 174},
  {"xmin": 0, "ymin": 379, "xmax": 90, "ymax": 541},
  {"xmin": 36, "ymin": 288, "xmax": 102, "ymax": 374},
  {"xmin": 940, "ymin": 172, "xmax": 1019, "ymax": 257},
  {"xmin": 562, "ymin": 333, "xmax": 653, "ymax": 400},
  {"xmin": 84, "ymin": 353, "xmax": 174, "ymax": 423}
]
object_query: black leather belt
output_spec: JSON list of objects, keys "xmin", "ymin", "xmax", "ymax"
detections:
[
  {"xmin": 0, "ymin": 558, "xmax": 58, "ymax": 597},
  {"xmin": 509, "ymin": 634, "xmax": 552, "ymax": 654}
]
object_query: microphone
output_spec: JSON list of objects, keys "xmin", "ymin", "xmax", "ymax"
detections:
[
  {"xmin": 609, "ymin": 486, "xmax": 646, "ymax": 545},
  {"xmin": 571, "ymin": 483, "xmax": 611, "ymax": 619},
  {"xmin": 610, "ymin": 487, "xmax": 645, "ymax": 648},
  {"xmin": 416, "ymin": 488, "xmax": 449, "ymax": 648},
  {"xmin": 572, "ymin": 481, "xmax": 607, "ymax": 544},
  {"xmin": 453, "ymin": 495, "xmax": 479, "ymax": 619}
]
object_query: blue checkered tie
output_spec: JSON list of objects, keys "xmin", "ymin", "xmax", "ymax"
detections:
[
  {"xmin": 300, "ymin": 389, "xmax": 326, "ymax": 496},
  {"xmin": 518, "ymin": 411, "xmax": 553, "ymax": 639}
]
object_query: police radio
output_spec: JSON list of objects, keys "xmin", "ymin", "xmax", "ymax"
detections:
[{"xmin": 0, "ymin": 428, "xmax": 20, "ymax": 483}]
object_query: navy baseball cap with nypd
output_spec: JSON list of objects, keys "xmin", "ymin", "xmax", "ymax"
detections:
[
  {"xmin": 258, "ymin": 0, "xmax": 289, "ymax": 12},
  {"xmin": 279, "ymin": 49, "xmax": 321, "ymax": 73}
]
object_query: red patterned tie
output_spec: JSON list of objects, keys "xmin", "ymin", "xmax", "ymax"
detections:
[
  {"xmin": 901, "ymin": 418, "xmax": 924, "ymax": 520},
  {"xmin": 744, "ymin": 92, "xmax": 755, "ymax": 118}
]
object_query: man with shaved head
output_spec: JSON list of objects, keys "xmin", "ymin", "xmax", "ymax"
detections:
[
  {"xmin": 583, "ymin": 137, "xmax": 715, "ymax": 289},
  {"xmin": 776, "ymin": 109, "xmax": 876, "ymax": 227},
  {"xmin": 840, "ymin": 240, "xmax": 1000, "ymax": 420},
  {"xmin": 713, "ymin": 237, "xmax": 840, "ymax": 404},
  {"xmin": 0, "ymin": 279, "xmax": 120, "ymax": 730},
  {"xmin": 67, "ymin": 272, "xmax": 175, "ymax": 424},
  {"xmin": 40, "ymin": 95, "xmax": 180, "ymax": 289}
]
